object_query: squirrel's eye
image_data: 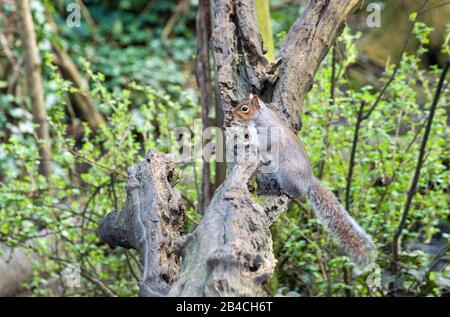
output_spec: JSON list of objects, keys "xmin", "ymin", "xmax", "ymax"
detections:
[{"xmin": 241, "ymin": 105, "xmax": 249, "ymax": 113}]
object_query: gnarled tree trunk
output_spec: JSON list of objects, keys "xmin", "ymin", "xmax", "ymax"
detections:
[{"xmin": 98, "ymin": 0, "xmax": 362, "ymax": 297}]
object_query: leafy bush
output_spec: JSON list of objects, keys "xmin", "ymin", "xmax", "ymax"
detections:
[
  {"xmin": 271, "ymin": 25, "xmax": 449, "ymax": 296},
  {"xmin": 0, "ymin": 57, "xmax": 199, "ymax": 296}
]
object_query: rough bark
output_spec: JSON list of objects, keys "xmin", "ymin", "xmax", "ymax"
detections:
[
  {"xmin": 272, "ymin": 0, "xmax": 363, "ymax": 131},
  {"xmin": 98, "ymin": 0, "xmax": 362, "ymax": 297},
  {"xmin": 169, "ymin": 131, "xmax": 288, "ymax": 296},
  {"xmin": 211, "ymin": 0, "xmax": 362, "ymax": 132},
  {"xmin": 98, "ymin": 150, "xmax": 185, "ymax": 297},
  {"xmin": 99, "ymin": 137, "xmax": 287, "ymax": 296},
  {"xmin": 16, "ymin": 0, "xmax": 52, "ymax": 177},
  {"xmin": 211, "ymin": 0, "xmax": 268, "ymax": 128}
]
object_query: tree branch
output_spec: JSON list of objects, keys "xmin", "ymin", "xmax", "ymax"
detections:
[
  {"xmin": 169, "ymin": 131, "xmax": 288, "ymax": 296},
  {"xmin": 196, "ymin": 0, "xmax": 213, "ymax": 212},
  {"xmin": 98, "ymin": 150, "xmax": 185, "ymax": 296},
  {"xmin": 345, "ymin": 102, "xmax": 365, "ymax": 211},
  {"xmin": 273, "ymin": 0, "xmax": 363, "ymax": 131},
  {"xmin": 211, "ymin": 0, "xmax": 268, "ymax": 127}
]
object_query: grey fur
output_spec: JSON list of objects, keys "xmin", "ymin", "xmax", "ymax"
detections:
[{"xmin": 241, "ymin": 102, "xmax": 375, "ymax": 266}]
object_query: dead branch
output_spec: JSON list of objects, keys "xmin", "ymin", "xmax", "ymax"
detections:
[{"xmin": 98, "ymin": 150, "xmax": 185, "ymax": 296}]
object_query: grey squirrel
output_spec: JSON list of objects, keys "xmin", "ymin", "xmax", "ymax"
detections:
[{"xmin": 232, "ymin": 95, "xmax": 375, "ymax": 266}]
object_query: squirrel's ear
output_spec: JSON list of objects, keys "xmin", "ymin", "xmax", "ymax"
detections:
[{"xmin": 251, "ymin": 95, "xmax": 260, "ymax": 110}]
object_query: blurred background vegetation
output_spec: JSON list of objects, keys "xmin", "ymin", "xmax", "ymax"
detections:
[{"xmin": 0, "ymin": 0, "xmax": 448, "ymax": 296}]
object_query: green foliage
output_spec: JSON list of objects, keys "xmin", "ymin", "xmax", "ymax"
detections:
[
  {"xmin": 0, "ymin": 55, "xmax": 199, "ymax": 296},
  {"xmin": 53, "ymin": 0, "xmax": 196, "ymax": 94},
  {"xmin": 270, "ymin": 26, "xmax": 449, "ymax": 296}
]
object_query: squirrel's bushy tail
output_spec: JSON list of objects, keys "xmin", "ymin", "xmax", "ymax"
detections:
[{"xmin": 307, "ymin": 179, "xmax": 375, "ymax": 266}]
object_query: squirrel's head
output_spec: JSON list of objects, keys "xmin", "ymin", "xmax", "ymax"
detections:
[{"xmin": 232, "ymin": 94, "xmax": 261, "ymax": 123}]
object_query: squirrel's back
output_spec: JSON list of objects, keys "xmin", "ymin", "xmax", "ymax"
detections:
[{"xmin": 233, "ymin": 97, "xmax": 375, "ymax": 266}]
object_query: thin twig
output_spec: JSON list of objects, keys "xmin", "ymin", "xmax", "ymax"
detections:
[
  {"xmin": 65, "ymin": 147, "xmax": 127, "ymax": 178},
  {"xmin": 345, "ymin": 102, "xmax": 365, "ymax": 211},
  {"xmin": 80, "ymin": 270, "xmax": 118, "ymax": 297}
]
